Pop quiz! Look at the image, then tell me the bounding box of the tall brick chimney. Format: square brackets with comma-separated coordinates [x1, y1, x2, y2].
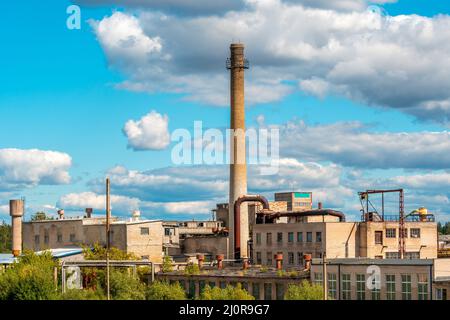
[227, 43, 249, 260]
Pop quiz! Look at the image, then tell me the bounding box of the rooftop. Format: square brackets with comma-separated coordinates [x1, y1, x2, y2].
[311, 258, 434, 266]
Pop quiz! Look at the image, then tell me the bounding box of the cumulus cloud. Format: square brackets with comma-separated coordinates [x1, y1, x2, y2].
[0, 149, 72, 190]
[89, 1, 450, 123]
[76, 0, 396, 14]
[123, 110, 170, 150]
[58, 191, 140, 212]
[387, 172, 450, 190]
[277, 120, 450, 169]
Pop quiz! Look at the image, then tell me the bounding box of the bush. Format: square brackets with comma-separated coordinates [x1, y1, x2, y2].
[200, 284, 254, 300]
[184, 263, 200, 275]
[146, 281, 187, 300]
[161, 256, 174, 273]
[61, 289, 105, 300]
[284, 281, 323, 300]
[109, 270, 146, 300]
[0, 250, 59, 300]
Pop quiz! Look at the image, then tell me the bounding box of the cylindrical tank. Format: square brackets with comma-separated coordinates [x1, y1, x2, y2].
[10, 199, 24, 257]
[418, 207, 428, 221]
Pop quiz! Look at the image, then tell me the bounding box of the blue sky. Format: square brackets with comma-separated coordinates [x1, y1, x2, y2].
[1, 0, 450, 222]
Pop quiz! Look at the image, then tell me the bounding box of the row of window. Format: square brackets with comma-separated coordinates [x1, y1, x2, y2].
[34, 233, 76, 245]
[313, 273, 429, 300]
[375, 228, 421, 244]
[255, 231, 322, 246]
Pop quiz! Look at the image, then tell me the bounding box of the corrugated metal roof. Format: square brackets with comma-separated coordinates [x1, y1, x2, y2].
[0, 248, 83, 264]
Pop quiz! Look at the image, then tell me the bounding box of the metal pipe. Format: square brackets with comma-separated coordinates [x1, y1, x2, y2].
[257, 209, 346, 222]
[234, 195, 270, 259]
[106, 178, 111, 300]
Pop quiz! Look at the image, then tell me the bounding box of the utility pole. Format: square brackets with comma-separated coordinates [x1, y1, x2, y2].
[323, 252, 327, 300]
[106, 178, 111, 301]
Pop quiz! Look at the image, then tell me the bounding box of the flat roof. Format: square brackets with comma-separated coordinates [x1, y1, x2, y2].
[311, 258, 434, 266]
[0, 248, 83, 264]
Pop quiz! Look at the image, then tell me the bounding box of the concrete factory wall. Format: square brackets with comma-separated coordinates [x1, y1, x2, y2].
[126, 221, 163, 262]
[183, 236, 228, 256]
[360, 221, 437, 259]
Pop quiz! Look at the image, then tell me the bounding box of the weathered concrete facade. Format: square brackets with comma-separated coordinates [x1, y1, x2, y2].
[22, 218, 164, 262]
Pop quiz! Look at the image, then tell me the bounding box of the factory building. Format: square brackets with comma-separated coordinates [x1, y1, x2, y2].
[21, 209, 164, 262]
[310, 257, 450, 300]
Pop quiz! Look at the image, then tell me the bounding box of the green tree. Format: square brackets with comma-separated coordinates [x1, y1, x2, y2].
[60, 289, 105, 300]
[82, 243, 140, 260]
[109, 270, 146, 300]
[31, 212, 52, 221]
[200, 284, 254, 300]
[0, 250, 59, 300]
[0, 221, 11, 253]
[184, 263, 200, 275]
[284, 281, 323, 300]
[161, 255, 174, 273]
[146, 281, 187, 300]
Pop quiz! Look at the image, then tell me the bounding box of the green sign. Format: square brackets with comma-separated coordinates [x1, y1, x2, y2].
[294, 192, 311, 199]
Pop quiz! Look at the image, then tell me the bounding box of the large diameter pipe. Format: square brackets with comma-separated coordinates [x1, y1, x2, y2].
[234, 195, 270, 259]
[10, 199, 24, 257]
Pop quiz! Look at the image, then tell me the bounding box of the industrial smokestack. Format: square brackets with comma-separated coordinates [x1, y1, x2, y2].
[227, 43, 249, 260]
[10, 199, 24, 257]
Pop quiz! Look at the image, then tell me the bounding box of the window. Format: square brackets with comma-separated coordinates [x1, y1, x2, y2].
[341, 274, 351, 300]
[328, 273, 337, 300]
[313, 272, 323, 286]
[405, 252, 420, 259]
[410, 228, 421, 238]
[417, 274, 428, 300]
[288, 252, 294, 265]
[264, 283, 272, 300]
[375, 231, 383, 245]
[297, 232, 303, 243]
[436, 288, 447, 301]
[188, 280, 196, 299]
[69, 233, 76, 242]
[57, 233, 63, 243]
[208, 281, 216, 288]
[288, 232, 294, 243]
[220, 281, 226, 289]
[306, 232, 312, 243]
[141, 255, 149, 260]
[164, 228, 173, 236]
[276, 283, 284, 300]
[256, 252, 262, 264]
[140, 227, 149, 235]
[277, 232, 283, 243]
[386, 228, 396, 238]
[34, 235, 40, 245]
[256, 233, 261, 245]
[297, 252, 303, 266]
[356, 274, 366, 300]
[266, 233, 272, 245]
[401, 274, 412, 300]
[44, 233, 49, 244]
[316, 232, 322, 243]
[386, 275, 396, 300]
[252, 283, 260, 300]
[386, 252, 399, 259]
[267, 252, 272, 266]
[371, 275, 381, 300]
[199, 280, 206, 293]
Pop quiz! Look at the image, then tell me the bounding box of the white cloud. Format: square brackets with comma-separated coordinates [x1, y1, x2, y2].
[58, 191, 140, 212]
[0, 148, 72, 190]
[90, 1, 450, 123]
[277, 120, 450, 169]
[143, 200, 215, 215]
[123, 110, 170, 150]
[387, 172, 450, 189]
